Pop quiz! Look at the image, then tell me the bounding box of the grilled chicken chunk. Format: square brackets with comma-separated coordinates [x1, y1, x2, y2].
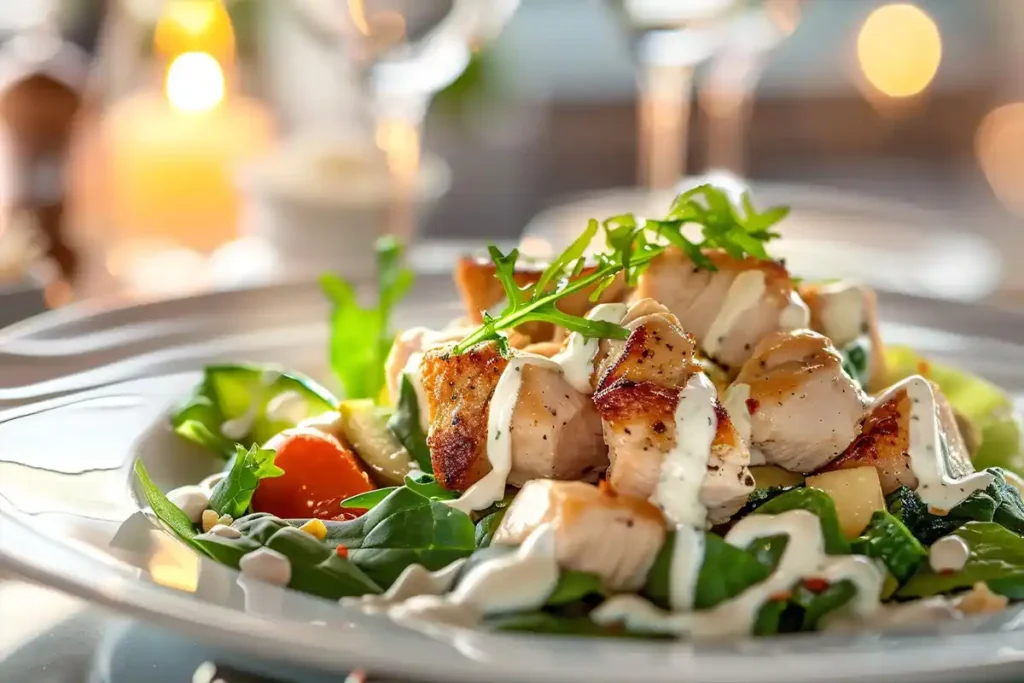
[593, 298, 753, 524]
[634, 248, 809, 372]
[420, 344, 608, 492]
[730, 330, 868, 473]
[493, 479, 666, 591]
[799, 280, 888, 391]
[821, 376, 974, 494]
[454, 256, 627, 343]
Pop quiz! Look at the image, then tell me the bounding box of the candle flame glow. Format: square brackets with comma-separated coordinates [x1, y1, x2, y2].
[166, 52, 225, 113]
[857, 3, 941, 99]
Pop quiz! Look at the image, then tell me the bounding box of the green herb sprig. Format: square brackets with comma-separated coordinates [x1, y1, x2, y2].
[452, 184, 788, 356]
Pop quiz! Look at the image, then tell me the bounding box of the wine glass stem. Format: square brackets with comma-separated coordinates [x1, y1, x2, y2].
[638, 62, 694, 190]
[703, 51, 768, 174]
[374, 96, 428, 243]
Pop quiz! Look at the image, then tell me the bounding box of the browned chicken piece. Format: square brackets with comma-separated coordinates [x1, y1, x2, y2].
[634, 247, 809, 373]
[593, 298, 753, 524]
[822, 376, 974, 494]
[420, 344, 608, 492]
[453, 256, 627, 343]
[493, 479, 666, 591]
[798, 280, 888, 391]
[385, 325, 529, 407]
[732, 330, 868, 473]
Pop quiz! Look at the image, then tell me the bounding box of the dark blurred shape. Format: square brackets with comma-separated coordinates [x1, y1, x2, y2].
[0, 26, 91, 282]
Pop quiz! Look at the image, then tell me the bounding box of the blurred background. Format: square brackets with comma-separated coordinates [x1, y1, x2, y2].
[1, 0, 1023, 328]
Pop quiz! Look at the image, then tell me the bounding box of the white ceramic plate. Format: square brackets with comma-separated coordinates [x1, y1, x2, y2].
[3, 277, 1024, 683]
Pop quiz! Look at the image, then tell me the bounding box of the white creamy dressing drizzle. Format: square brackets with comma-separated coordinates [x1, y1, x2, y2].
[878, 376, 994, 512]
[239, 547, 292, 586]
[929, 535, 970, 574]
[353, 525, 559, 627]
[167, 486, 210, 524]
[591, 509, 884, 638]
[447, 355, 564, 513]
[704, 270, 765, 358]
[552, 303, 629, 394]
[668, 526, 706, 612]
[779, 290, 811, 331]
[221, 368, 283, 440]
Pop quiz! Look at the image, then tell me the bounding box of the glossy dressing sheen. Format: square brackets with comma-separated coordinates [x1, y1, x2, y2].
[552, 303, 629, 394]
[591, 509, 884, 638]
[880, 376, 993, 512]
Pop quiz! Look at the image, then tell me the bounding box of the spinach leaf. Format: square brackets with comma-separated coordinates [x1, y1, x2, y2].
[322, 237, 414, 400]
[642, 531, 772, 610]
[791, 580, 857, 631]
[988, 468, 1024, 535]
[387, 375, 432, 472]
[851, 510, 926, 583]
[897, 521, 1024, 599]
[324, 486, 476, 587]
[840, 337, 871, 388]
[887, 485, 997, 545]
[753, 488, 850, 555]
[546, 571, 607, 607]
[194, 513, 382, 599]
[731, 484, 804, 521]
[338, 474, 455, 511]
[171, 364, 337, 456]
[133, 460, 208, 555]
[475, 505, 509, 549]
[208, 444, 283, 519]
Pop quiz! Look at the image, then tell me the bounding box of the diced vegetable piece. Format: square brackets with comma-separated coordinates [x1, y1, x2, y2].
[172, 364, 337, 456]
[337, 400, 415, 486]
[807, 467, 885, 539]
[750, 466, 805, 489]
[251, 427, 373, 520]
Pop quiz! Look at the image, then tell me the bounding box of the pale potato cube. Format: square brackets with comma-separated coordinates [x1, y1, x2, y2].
[806, 466, 885, 539]
[750, 465, 805, 489]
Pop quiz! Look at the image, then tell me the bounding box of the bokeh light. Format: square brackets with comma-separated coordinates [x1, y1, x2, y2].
[165, 52, 225, 113]
[857, 3, 942, 99]
[976, 103, 1024, 216]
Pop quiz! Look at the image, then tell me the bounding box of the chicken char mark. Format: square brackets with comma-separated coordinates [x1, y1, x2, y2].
[421, 342, 508, 491]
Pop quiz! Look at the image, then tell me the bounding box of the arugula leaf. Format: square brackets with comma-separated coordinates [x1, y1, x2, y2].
[897, 521, 1024, 599]
[194, 513, 382, 599]
[322, 237, 414, 399]
[642, 531, 772, 610]
[207, 444, 283, 519]
[386, 375, 432, 472]
[133, 460, 207, 554]
[851, 510, 926, 583]
[171, 364, 337, 457]
[324, 486, 476, 587]
[753, 488, 850, 555]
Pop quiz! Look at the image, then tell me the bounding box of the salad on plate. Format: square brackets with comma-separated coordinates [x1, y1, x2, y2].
[136, 184, 1024, 639]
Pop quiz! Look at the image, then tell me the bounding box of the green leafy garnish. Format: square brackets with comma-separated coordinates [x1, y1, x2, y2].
[387, 375, 432, 472]
[452, 184, 789, 355]
[207, 444, 283, 519]
[851, 510, 926, 583]
[194, 513, 382, 599]
[790, 580, 857, 631]
[897, 521, 1024, 599]
[753, 488, 850, 555]
[134, 460, 207, 554]
[171, 364, 336, 457]
[324, 486, 476, 588]
[322, 236, 414, 399]
[339, 474, 456, 510]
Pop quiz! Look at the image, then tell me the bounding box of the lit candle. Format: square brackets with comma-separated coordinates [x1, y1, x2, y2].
[105, 3, 274, 251]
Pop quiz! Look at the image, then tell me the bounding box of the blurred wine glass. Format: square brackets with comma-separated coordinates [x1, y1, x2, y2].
[700, 0, 802, 174]
[287, 0, 520, 239]
[611, 0, 739, 190]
